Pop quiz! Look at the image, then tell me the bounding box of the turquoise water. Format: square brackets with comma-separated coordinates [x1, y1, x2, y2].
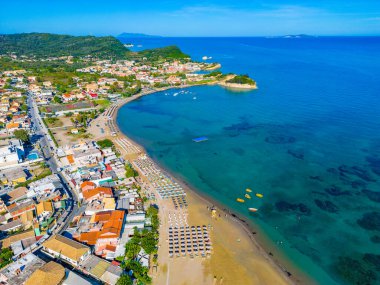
[117, 37, 380, 285]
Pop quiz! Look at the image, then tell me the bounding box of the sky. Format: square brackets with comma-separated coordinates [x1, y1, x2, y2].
[0, 0, 379, 36]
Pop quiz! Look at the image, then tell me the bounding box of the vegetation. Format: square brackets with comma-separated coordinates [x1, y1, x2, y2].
[15, 166, 52, 188]
[0, 248, 13, 269]
[125, 163, 138, 178]
[226, 74, 256, 86]
[0, 33, 129, 59]
[116, 274, 133, 285]
[48, 129, 58, 147]
[13, 129, 29, 143]
[203, 71, 222, 78]
[136, 46, 189, 61]
[97, 139, 114, 149]
[117, 205, 159, 284]
[45, 117, 63, 127]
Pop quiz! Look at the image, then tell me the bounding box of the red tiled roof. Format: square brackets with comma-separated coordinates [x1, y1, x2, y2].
[76, 210, 125, 245]
[82, 187, 112, 201]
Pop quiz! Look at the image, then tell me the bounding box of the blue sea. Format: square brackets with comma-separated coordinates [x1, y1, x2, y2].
[117, 37, 380, 285]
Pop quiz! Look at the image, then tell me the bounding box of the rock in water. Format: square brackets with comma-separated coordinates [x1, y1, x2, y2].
[314, 199, 339, 213]
[357, 212, 380, 231]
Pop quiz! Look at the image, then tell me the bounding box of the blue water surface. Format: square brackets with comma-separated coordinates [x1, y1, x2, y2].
[118, 37, 380, 285]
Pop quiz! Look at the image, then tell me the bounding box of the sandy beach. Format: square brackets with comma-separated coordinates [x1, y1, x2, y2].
[88, 87, 308, 285]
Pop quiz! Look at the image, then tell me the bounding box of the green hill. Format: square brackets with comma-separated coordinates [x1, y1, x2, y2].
[0, 33, 129, 59]
[136, 45, 189, 61]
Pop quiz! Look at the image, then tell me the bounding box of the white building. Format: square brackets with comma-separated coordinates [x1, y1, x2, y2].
[0, 139, 24, 165]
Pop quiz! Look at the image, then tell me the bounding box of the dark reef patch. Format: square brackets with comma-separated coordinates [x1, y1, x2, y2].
[363, 254, 380, 271]
[366, 155, 380, 176]
[230, 147, 245, 156]
[333, 256, 377, 285]
[314, 199, 338, 213]
[350, 180, 366, 189]
[370, 235, 380, 244]
[309, 175, 323, 182]
[325, 185, 351, 196]
[275, 201, 311, 216]
[287, 149, 304, 160]
[362, 189, 380, 203]
[224, 121, 254, 132]
[357, 212, 380, 231]
[265, 135, 296, 144]
[338, 165, 376, 182]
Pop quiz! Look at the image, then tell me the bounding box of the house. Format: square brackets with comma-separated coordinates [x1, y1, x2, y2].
[82, 187, 113, 202]
[43, 235, 91, 266]
[6, 199, 35, 223]
[87, 92, 98, 99]
[62, 93, 74, 102]
[1, 186, 28, 204]
[80, 181, 96, 192]
[0, 139, 24, 165]
[36, 200, 54, 221]
[0, 167, 27, 185]
[5, 122, 20, 134]
[75, 210, 125, 247]
[25, 261, 65, 285]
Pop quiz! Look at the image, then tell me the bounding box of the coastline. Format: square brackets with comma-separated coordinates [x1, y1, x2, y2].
[102, 86, 314, 284]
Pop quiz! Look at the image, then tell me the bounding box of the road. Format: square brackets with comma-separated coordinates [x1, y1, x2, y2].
[27, 94, 79, 234]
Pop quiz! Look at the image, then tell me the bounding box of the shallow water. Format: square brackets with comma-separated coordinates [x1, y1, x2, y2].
[118, 37, 380, 285]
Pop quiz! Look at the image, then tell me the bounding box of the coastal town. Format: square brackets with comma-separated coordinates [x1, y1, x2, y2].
[0, 34, 291, 285]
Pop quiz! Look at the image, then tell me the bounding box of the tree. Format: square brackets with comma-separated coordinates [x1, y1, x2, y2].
[14, 129, 29, 143]
[0, 248, 13, 269]
[53, 96, 62, 104]
[125, 163, 138, 178]
[97, 139, 114, 149]
[116, 274, 133, 285]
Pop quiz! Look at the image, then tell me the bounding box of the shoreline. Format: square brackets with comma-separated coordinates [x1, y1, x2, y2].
[108, 86, 313, 284]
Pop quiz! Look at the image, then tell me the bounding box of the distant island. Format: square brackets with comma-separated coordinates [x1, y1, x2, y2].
[281, 34, 316, 38]
[117, 32, 161, 38]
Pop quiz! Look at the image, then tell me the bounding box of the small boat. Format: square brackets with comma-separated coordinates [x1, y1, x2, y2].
[246, 188, 252, 193]
[256, 193, 263, 198]
[249, 208, 258, 212]
[192, 137, 208, 143]
[245, 194, 251, 199]
[236, 198, 245, 203]
[193, 97, 197, 100]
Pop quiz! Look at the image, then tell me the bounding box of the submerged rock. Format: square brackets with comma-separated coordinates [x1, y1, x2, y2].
[314, 199, 339, 213]
[265, 135, 296, 144]
[287, 149, 304, 160]
[309, 175, 323, 182]
[351, 180, 367, 189]
[333, 256, 377, 285]
[338, 165, 376, 182]
[275, 201, 311, 215]
[325, 185, 351, 196]
[224, 121, 254, 131]
[366, 155, 380, 176]
[357, 212, 380, 231]
[370, 235, 380, 244]
[363, 253, 380, 271]
[362, 189, 380, 203]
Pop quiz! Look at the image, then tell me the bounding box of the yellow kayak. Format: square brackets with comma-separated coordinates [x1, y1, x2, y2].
[256, 193, 263, 198]
[245, 194, 251, 199]
[236, 198, 245, 203]
[246, 188, 252, 193]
